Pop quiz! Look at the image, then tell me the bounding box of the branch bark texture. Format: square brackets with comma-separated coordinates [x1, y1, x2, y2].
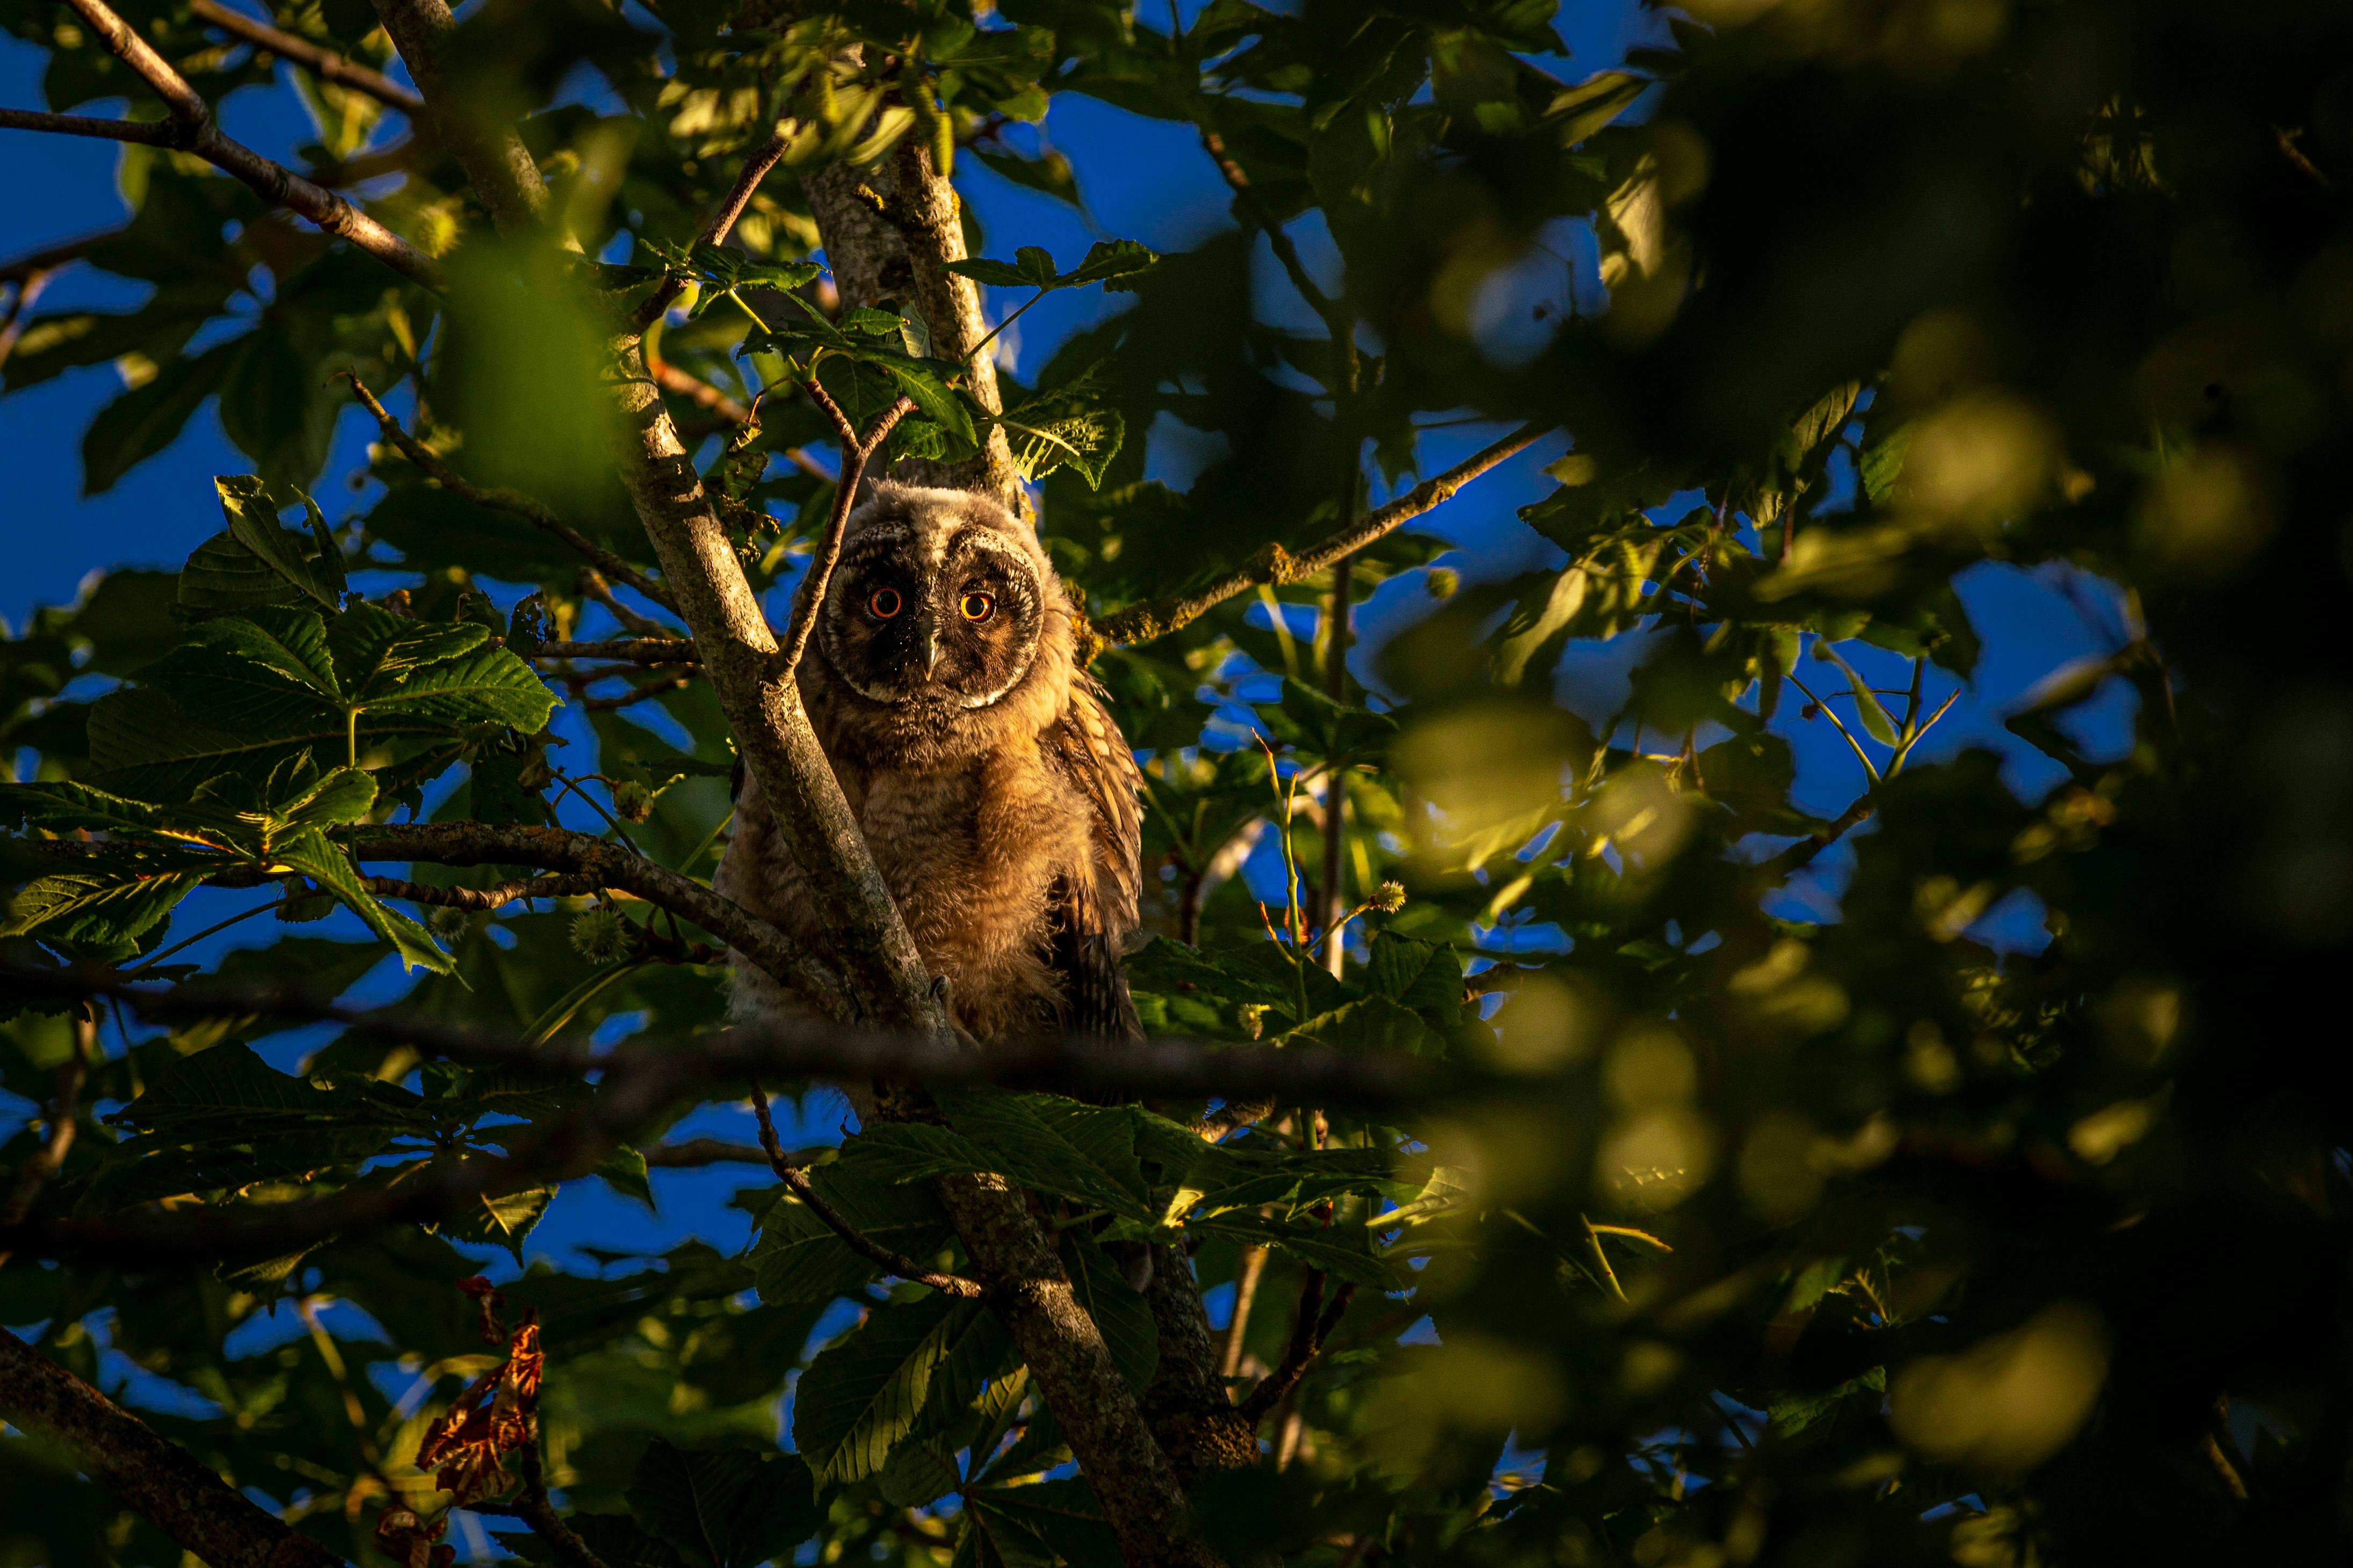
[0, 1329, 346, 1568]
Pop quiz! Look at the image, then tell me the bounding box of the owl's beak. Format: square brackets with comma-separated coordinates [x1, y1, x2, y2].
[917, 622, 941, 680]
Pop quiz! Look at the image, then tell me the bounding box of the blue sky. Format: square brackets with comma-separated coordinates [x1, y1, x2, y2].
[0, 3, 2141, 1283]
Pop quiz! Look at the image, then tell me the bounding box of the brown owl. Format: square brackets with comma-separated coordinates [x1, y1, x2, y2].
[715, 481, 1143, 1046]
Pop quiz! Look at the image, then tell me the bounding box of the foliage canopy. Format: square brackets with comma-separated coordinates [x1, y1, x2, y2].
[3, 0, 2352, 1565]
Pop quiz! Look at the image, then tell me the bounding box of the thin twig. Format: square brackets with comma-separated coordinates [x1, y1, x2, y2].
[631, 120, 800, 332]
[1093, 421, 1552, 648]
[647, 353, 755, 424]
[779, 386, 916, 679]
[1236, 1273, 1355, 1423]
[584, 674, 693, 712]
[641, 1137, 820, 1169]
[0, 1017, 91, 1266]
[343, 373, 678, 613]
[187, 0, 424, 112]
[0, 267, 54, 372]
[748, 1081, 985, 1298]
[575, 568, 679, 638]
[1198, 128, 1350, 345]
[512, 1411, 612, 1568]
[525, 638, 698, 665]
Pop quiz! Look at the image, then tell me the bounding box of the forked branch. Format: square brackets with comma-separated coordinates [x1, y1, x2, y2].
[781, 384, 917, 678]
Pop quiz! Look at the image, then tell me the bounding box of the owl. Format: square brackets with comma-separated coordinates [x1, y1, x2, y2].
[715, 481, 1143, 1046]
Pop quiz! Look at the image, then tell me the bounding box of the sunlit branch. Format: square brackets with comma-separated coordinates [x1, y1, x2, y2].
[11, 0, 440, 287]
[524, 638, 699, 665]
[1092, 420, 1553, 649]
[782, 386, 917, 679]
[631, 119, 800, 333]
[188, 0, 424, 113]
[647, 353, 755, 425]
[343, 373, 679, 614]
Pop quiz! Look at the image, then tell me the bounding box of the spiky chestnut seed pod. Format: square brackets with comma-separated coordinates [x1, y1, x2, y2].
[570, 906, 632, 964]
[429, 904, 470, 938]
[1425, 567, 1460, 600]
[1370, 880, 1408, 914]
[613, 780, 654, 823]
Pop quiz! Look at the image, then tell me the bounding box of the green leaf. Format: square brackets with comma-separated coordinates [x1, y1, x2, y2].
[430, 1182, 553, 1259]
[272, 826, 454, 974]
[626, 1440, 820, 1568]
[327, 601, 489, 694]
[964, 1479, 1121, 1568]
[932, 1090, 1152, 1218]
[1287, 994, 1441, 1055]
[792, 1295, 974, 1487]
[0, 860, 208, 959]
[1061, 1232, 1157, 1392]
[212, 476, 347, 612]
[1193, 1211, 1408, 1291]
[1811, 641, 1898, 745]
[350, 644, 560, 734]
[749, 1162, 958, 1303]
[1061, 238, 1159, 291]
[82, 341, 240, 496]
[596, 1144, 655, 1210]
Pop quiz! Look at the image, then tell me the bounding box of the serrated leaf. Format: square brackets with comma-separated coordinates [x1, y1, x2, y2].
[749, 1161, 957, 1303]
[1193, 1211, 1408, 1290]
[626, 1441, 820, 1568]
[933, 1090, 1151, 1218]
[792, 1294, 971, 1487]
[272, 826, 453, 974]
[0, 861, 207, 958]
[432, 1183, 552, 1259]
[1062, 238, 1159, 291]
[1061, 1232, 1157, 1392]
[212, 475, 346, 611]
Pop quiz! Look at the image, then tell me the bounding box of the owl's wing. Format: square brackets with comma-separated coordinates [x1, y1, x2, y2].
[1046, 672, 1145, 1041]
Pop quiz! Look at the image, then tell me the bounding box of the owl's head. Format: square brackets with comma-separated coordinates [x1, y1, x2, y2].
[809, 482, 1074, 761]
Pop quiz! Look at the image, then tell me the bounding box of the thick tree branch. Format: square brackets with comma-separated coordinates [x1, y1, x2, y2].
[0, 1328, 346, 1568]
[749, 1081, 984, 1298]
[344, 374, 678, 613]
[1092, 420, 1554, 647]
[189, 0, 425, 113]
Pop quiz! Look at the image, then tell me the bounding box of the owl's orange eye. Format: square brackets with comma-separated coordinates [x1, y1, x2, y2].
[868, 586, 902, 619]
[960, 592, 996, 623]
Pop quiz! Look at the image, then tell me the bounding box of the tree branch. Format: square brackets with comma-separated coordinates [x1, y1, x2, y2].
[0, 106, 178, 144]
[1236, 1273, 1355, 1423]
[524, 638, 698, 665]
[340, 821, 843, 1016]
[1092, 420, 1554, 648]
[0, 968, 1429, 1271]
[781, 387, 915, 679]
[631, 120, 799, 332]
[584, 674, 693, 712]
[0, 1015, 89, 1267]
[749, 1081, 984, 1298]
[0, 1327, 346, 1568]
[0, 226, 119, 284]
[648, 353, 754, 425]
[641, 1136, 818, 1168]
[33, 0, 440, 287]
[344, 374, 679, 614]
[365, 0, 548, 237]
[1198, 127, 1351, 347]
[188, 0, 425, 113]
[363, 872, 603, 910]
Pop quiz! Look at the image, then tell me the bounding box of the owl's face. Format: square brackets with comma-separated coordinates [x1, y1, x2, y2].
[812, 484, 1067, 756]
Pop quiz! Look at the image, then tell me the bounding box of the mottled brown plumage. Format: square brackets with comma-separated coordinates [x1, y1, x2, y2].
[716, 482, 1143, 1045]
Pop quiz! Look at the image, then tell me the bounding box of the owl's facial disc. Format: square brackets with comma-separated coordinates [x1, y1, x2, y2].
[819, 524, 1046, 711]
